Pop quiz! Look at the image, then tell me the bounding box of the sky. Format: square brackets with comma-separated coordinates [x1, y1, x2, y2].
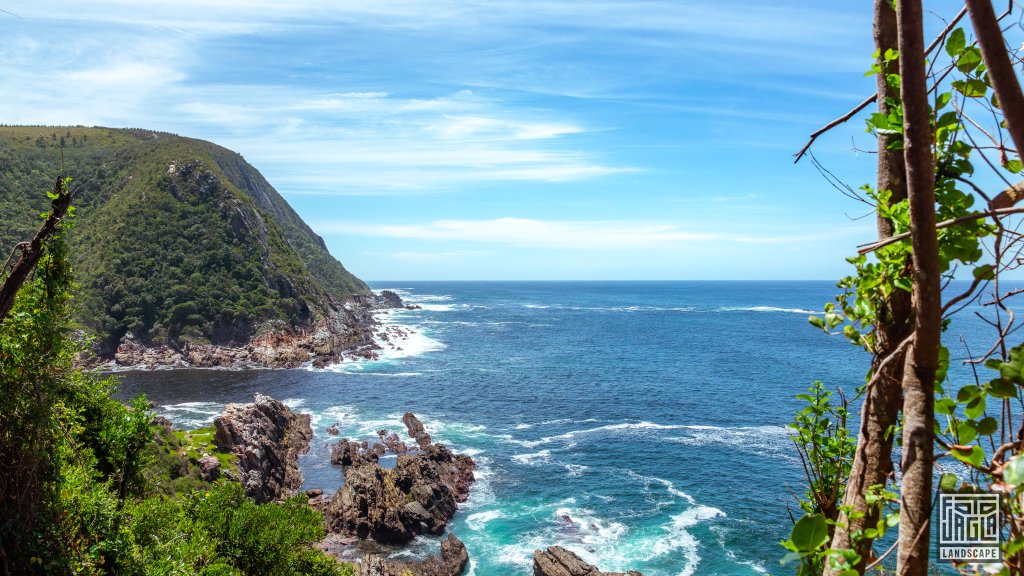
[0, 0, 998, 280]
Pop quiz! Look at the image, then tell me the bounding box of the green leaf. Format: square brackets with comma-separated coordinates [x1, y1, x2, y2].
[956, 46, 983, 73]
[809, 315, 826, 329]
[987, 378, 1016, 399]
[940, 472, 959, 492]
[1005, 455, 1024, 486]
[790, 514, 829, 552]
[973, 264, 996, 280]
[957, 421, 978, 444]
[965, 395, 986, 419]
[951, 445, 985, 468]
[1005, 159, 1023, 174]
[936, 397, 957, 415]
[977, 417, 999, 436]
[953, 78, 988, 98]
[946, 28, 966, 57]
[935, 92, 952, 110]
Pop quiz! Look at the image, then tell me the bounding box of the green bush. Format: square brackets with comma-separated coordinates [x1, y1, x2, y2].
[0, 191, 351, 575]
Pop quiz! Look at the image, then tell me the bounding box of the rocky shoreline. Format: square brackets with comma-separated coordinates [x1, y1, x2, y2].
[156, 387, 642, 575]
[86, 290, 418, 370]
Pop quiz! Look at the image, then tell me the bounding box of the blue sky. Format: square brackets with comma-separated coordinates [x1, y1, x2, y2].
[1, 0, 984, 280]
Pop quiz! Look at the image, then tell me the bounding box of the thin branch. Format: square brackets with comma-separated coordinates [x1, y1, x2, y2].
[794, 7, 968, 163]
[858, 206, 1024, 254]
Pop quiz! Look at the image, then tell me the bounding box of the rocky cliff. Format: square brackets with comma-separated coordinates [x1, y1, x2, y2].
[212, 393, 312, 503]
[0, 126, 373, 365]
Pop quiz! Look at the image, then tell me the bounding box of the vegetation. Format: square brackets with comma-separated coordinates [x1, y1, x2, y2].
[787, 1, 1024, 574]
[0, 187, 352, 575]
[0, 127, 368, 355]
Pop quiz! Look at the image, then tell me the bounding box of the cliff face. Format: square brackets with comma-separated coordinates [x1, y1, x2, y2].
[0, 126, 370, 357]
[212, 394, 313, 503]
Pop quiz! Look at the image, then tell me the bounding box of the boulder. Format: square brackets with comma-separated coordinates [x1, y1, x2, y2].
[358, 534, 469, 576]
[212, 393, 313, 503]
[197, 454, 221, 481]
[376, 290, 406, 309]
[403, 412, 433, 449]
[323, 414, 475, 544]
[533, 547, 643, 576]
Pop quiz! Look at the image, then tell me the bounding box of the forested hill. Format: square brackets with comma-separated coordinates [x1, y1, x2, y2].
[0, 126, 370, 355]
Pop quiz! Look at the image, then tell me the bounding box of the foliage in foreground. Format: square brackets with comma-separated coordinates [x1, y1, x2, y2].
[0, 194, 350, 575]
[785, 12, 1024, 576]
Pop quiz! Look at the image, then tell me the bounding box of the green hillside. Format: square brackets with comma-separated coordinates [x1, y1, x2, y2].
[0, 126, 370, 355]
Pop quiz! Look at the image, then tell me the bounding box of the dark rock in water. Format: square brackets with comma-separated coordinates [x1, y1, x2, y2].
[322, 415, 476, 545]
[306, 488, 324, 498]
[403, 412, 433, 449]
[326, 423, 341, 435]
[384, 432, 408, 454]
[332, 439, 377, 467]
[376, 290, 406, 309]
[197, 454, 221, 481]
[212, 393, 312, 503]
[533, 546, 643, 576]
[358, 534, 469, 576]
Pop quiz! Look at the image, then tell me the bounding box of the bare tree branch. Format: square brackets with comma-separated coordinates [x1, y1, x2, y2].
[0, 178, 73, 325]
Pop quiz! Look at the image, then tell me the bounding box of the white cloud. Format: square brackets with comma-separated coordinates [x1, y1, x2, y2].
[315, 218, 718, 249]
[314, 218, 873, 250]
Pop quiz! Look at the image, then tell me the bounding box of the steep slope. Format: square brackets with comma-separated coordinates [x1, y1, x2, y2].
[0, 126, 372, 358]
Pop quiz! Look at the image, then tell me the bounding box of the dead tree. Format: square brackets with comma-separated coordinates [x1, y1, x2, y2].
[0, 177, 73, 325]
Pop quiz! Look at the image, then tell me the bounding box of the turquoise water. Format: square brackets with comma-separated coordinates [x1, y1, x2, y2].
[115, 281, 1000, 575]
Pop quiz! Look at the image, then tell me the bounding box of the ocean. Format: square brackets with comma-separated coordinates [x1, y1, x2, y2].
[114, 281, 1000, 575]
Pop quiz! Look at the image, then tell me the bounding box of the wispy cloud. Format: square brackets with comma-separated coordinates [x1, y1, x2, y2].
[313, 217, 870, 250]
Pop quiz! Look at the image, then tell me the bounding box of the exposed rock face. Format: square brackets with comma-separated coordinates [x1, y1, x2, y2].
[107, 305, 381, 370]
[357, 534, 469, 576]
[322, 413, 476, 545]
[376, 290, 406, 309]
[403, 412, 433, 450]
[100, 288, 414, 370]
[212, 393, 313, 503]
[197, 454, 221, 481]
[533, 547, 643, 576]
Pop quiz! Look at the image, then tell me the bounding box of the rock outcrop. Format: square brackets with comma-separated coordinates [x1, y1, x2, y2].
[357, 534, 469, 576]
[322, 413, 475, 545]
[533, 547, 643, 576]
[403, 412, 433, 450]
[99, 290, 408, 370]
[213, 393, 313, 503]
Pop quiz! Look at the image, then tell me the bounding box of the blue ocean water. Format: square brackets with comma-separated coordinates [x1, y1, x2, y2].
[115, 281, 1003, 575]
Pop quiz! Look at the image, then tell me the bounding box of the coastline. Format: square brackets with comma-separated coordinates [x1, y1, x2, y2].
[84, 290, 419, 371]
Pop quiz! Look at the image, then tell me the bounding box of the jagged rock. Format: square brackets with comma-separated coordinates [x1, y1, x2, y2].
[326, 423, 341, 435]
[376, 290, 405, 309]
[331, 439, 377, 467]
[403, 412, 432, 449]
[212, 393, 313, 503]
[358, 534, 469, 576]
[197, 454, 221, 481]
[323, 415, 475, 544]
[306, 488, 324, 498]
[533, 546, 643, 576]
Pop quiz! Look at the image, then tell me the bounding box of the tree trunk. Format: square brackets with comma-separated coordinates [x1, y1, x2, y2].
[0, 178, 72, 325]
[967, 0, 1024, 210]
[825, 2, 913, 573]
[896, 0, 941, 573]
